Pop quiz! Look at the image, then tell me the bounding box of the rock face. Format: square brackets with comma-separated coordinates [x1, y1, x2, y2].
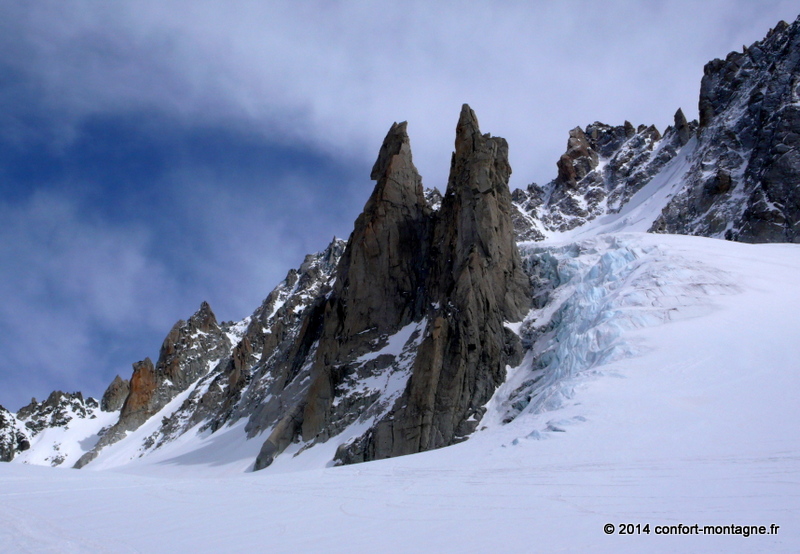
[512, 113, 693, 237]
[118, 358, 158, 427]
[652, 18, 800, 242]
[0, 405, 29, 462]
[331, 121, 430, 339]
[299, 121, 430, 442]
[100, 375, 130, 412]
[334, 105, 530, 463]
[74, 302, 231, 468]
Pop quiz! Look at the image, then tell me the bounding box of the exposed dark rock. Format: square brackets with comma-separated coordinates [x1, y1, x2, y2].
[511, 17, 798, 244]
[556, 127, 599, 189]
[653, 17, 800, 242]
[321, 121, 429, 340]
[429, 104, 531, 322]
[510, 184, 546, 241]
[514, 115, 693, 235]
[3, 392, 99, 463]
[424, 187, 443, 211]
[253, 402, 305, 471]
[17, 391, 98, 436]
[0, 405, 30, 462]
[673, 108, 693, 146]
[118, 358, 158, 427]
[334, 104, 531, 464]
[74, 301, 231, 468]
[299, 119, 430, 443]
[100, 375, 130, 412]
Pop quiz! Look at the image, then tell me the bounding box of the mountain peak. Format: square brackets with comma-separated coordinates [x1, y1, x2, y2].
[188, 301, 218, 333]
[454, 103, 482, 155]
[673, 107, 692, 146]
[457, 103, 479, 131]
[370, 121, 411, 180]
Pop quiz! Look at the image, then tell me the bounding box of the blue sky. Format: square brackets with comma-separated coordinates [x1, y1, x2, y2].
[1, 1, 798, 410]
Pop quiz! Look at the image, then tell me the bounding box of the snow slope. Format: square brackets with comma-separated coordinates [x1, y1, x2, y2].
[554, 137, 698, 241]
[13, 408, 118, 469]
[1, 232, 798, 552]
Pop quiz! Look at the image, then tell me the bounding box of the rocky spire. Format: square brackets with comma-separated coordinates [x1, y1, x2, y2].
[673, 107, 692, 146]
[431, 104, 530, 321]
[335, 104, 531, 463]
[100, 375, 130, 412]
[301, 120, 430, 438]
[327, 121, 429, 340]
[118, 358, 157, 422]
[254, 121, 431, 469]
[187, 301, 218, 333]
[555, 126, 599, 189]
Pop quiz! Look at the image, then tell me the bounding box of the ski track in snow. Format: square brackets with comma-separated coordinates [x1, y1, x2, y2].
[2, 233, 800, 552]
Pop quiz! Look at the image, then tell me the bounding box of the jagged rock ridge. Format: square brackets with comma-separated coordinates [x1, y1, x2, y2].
[74, 301, 232, 467]
[512, 16, 800, 244]
[100, 375, 129, 412]
[652, 18, 800, 242]
[511, 111, 695, 239]
[2, 392, 101, 466]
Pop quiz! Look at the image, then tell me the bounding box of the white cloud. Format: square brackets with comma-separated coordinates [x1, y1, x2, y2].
[0, 192, 183, 407]
[5, 1, 799, 187]
[160, 165, 363, 320]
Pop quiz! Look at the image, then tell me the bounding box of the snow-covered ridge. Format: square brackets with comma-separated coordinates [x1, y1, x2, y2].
[511, 116, 693, 241]
[6, 392, 115, 468]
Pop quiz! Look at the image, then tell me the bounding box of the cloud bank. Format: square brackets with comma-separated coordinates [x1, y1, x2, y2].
[6, 0, 798, 184]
